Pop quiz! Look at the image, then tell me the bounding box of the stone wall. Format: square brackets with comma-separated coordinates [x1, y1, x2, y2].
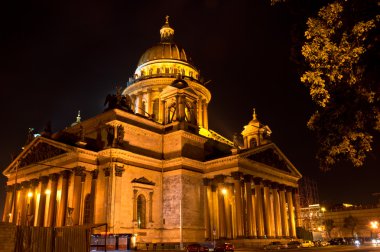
[162, 171, 205, 242]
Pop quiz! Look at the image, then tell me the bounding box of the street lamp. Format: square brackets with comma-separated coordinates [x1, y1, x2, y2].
[221, 187, 228, 195]
[370, 221, 378, 239]
[26, 191, 33, 226]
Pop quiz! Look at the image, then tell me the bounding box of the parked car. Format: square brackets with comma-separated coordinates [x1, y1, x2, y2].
[313, 240, 329, 247]
[287, 241, 301, 248]
[329, 238, 346, 245]
[301, 240, 314, 248]
[187, 243, 209, 252]
[263, 242, 288, 250]
[214, 242, 234, 252]
[320, 240, 330, 246]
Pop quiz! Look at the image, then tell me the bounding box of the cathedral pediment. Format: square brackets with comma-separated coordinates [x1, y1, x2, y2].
[3, 137, 74, 175]
[18, 142, 67, 168]
[131, 177, 156, 185]
[240, 143, 301, 177]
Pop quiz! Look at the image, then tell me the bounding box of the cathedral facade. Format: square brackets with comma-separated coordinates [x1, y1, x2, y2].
[2, 17, 302, 246]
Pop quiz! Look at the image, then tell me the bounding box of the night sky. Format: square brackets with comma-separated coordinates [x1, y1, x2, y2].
[0, 0, 379, 217]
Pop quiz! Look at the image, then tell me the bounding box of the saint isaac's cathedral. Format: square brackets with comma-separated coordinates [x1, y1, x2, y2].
[2, 17, 302, 246]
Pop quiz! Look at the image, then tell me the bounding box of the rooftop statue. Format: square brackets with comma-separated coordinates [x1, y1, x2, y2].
[104, 86, 132, 112]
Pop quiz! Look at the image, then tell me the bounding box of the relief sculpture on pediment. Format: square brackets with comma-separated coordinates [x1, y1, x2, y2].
[247, 148, 290, 173]
[19, 142, 67, 168]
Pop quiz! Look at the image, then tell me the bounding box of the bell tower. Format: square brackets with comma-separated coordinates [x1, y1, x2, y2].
[241, 109, 272, 149]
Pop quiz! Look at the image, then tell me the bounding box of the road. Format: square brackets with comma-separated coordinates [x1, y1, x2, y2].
[236, 245, 380, 252]
[102, 245, 380, 252]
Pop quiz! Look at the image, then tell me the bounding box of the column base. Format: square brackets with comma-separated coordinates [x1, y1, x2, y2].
[257, 236, 266, 239]
[267, 236, 275, 239]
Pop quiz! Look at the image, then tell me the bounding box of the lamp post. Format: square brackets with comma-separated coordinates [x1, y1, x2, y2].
[26, 191, 33, 226]
[320, 206, 326, 239]
[370, 221, 378, 239]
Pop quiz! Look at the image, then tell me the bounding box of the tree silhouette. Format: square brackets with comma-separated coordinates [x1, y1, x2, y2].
[301, 0, 379, 170]
[324, 219, 335, 238]
[344, 215, 358, 237]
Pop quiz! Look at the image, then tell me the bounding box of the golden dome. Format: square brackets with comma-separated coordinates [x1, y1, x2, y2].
[137, 43, 188, 66]
[249, 108, 260, 126]
[136, 16, 194, 68]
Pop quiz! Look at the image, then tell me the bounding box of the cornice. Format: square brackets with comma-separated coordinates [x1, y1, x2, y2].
[164, 130, 207, 143]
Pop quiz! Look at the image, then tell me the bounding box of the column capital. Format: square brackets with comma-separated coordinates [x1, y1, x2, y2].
[81, 173, 87, 182]
[49, 173, 59, 182]
[253, 177, 263, 185]
[203, 178, 213, 186]
[39, 176, 49, 184]
[74, 166, 85, 176]
[211, 184, 218, 192]
[114, 165, 125, 177]
[231, 171, 243, 180]
[13, 183, 21, 191]
[6, 185, 14, 192]
[103, 167, 111, 177]
[262, 180, 272, 187]
[60, 170, 71, 179]
[243, 174, 253, 182]
[214, 174, 226, 183]
[286, 186, 296, 193]
[21, 180, 31, 189]
[271, 182, 280, 189]
[278, 184, 286, 191]
[31, 178, 40, 187]
[91, 169, 99, 179]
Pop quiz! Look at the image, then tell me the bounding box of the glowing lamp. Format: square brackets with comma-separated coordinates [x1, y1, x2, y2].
[221, 188, 228, 195]
[370, 221, 379, 229]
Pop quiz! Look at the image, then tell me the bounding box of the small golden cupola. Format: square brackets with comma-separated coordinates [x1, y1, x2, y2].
[160, 15, 174, 42]
[241, 108, 272, 149]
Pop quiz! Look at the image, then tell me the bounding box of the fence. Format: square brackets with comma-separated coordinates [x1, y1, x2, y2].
[0, 223, 99, 252]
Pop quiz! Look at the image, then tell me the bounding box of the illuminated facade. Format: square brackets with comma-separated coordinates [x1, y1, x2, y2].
[2, 17, 302, 246]
[323, 205, 380, 238]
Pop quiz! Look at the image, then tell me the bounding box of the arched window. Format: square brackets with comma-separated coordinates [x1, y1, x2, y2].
[83, 194, 91, 224]
[137, 194, 146, 229]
